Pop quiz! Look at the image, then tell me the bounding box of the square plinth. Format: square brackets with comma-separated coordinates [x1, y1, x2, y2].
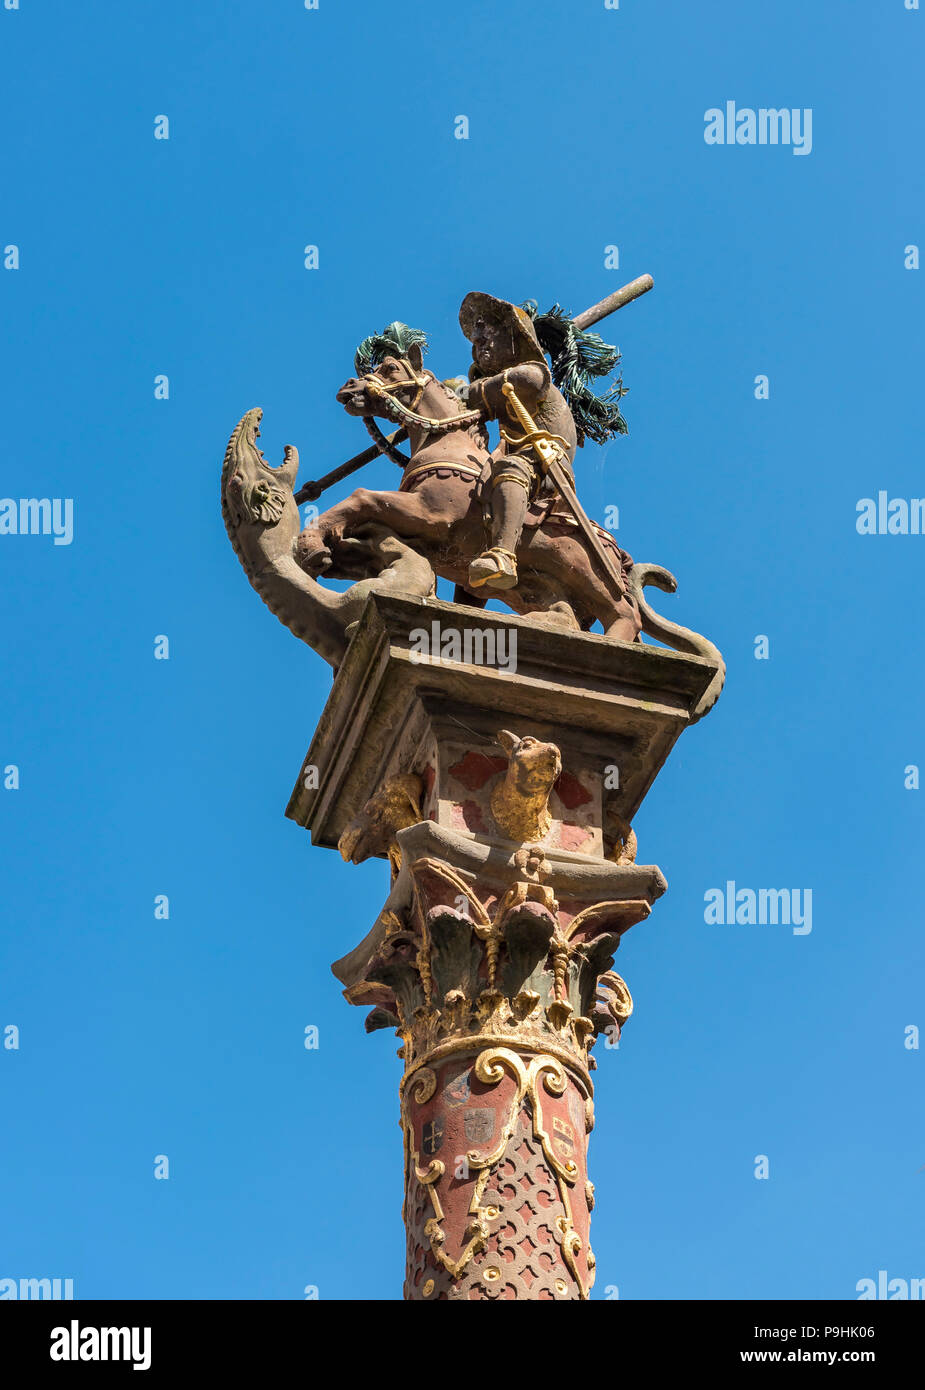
[286, 593, 717, 856]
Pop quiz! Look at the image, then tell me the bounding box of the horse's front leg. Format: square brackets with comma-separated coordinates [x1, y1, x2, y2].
[342, 486, 452, 540]
[295, 488, 372, 571]
[317, 484, 448, 544]
[296, 486, 435, 574]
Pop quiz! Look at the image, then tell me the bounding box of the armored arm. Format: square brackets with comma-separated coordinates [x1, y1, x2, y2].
[470, 362, 550, 419]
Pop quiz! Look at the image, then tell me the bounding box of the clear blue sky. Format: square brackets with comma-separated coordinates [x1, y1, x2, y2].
[1, 0, 922, 1300]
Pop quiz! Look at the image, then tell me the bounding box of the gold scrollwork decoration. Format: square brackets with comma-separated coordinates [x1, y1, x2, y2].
[468, 1047, 529, 1169]
[413, 1158, 445, 1185]
[526, 1056, 579, 1184]
[411, 1067, 437, 1106]
[420, 1168, 493, 1282]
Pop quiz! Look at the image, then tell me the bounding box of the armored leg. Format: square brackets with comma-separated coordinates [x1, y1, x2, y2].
[469, 460, 533, 590]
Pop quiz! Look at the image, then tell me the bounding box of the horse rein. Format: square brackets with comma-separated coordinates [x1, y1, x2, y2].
[362, 358, 483, 436]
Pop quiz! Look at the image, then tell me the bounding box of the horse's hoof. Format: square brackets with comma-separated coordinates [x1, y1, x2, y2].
[299, 544, 333, 574]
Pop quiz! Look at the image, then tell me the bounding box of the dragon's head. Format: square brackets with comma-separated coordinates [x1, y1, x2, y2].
[222, 408, 299, 527]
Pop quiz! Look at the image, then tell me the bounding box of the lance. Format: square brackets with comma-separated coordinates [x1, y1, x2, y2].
[294, 429, 407, 504]
[571, 273, 653, 330]
[293, 274, 653, 506]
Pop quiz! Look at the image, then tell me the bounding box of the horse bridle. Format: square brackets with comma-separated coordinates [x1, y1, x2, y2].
[363, 358, 430, 414]
[361, 358, 483, 436]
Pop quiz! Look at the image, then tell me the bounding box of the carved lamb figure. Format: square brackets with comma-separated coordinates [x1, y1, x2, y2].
[489, 730, 562, 844]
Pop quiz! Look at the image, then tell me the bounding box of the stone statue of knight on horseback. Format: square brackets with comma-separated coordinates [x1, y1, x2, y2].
[295, 284, 645, 641]
[220, 275, 725, 720]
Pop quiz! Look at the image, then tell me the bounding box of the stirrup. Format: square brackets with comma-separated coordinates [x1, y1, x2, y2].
[468, 547, 519, 590]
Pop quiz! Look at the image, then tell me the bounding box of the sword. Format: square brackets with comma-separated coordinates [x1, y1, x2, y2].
[295, 275, 653, 503]
[499, 381, 629, 602]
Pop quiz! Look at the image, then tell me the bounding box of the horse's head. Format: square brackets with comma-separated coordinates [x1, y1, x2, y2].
[336, 343, 428, 418]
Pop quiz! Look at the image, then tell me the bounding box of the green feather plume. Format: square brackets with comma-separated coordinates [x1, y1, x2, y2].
[354, 322, 428, 377]
[521, 301, 628, 445]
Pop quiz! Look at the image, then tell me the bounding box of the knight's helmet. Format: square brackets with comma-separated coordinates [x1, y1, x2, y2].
[459, 292, 547, 379]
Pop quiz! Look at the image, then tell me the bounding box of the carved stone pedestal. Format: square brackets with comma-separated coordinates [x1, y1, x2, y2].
[286, 594, 719, 1300]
